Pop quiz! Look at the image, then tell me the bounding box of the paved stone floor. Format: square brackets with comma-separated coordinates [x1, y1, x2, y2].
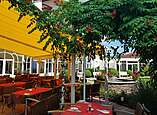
[113, 102, 135, 115]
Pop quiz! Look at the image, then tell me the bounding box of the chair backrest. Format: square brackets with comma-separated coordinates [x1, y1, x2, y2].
[142, 104, 151, 115]
[50, 79, 57, 87]
[28, 101, 47, 115]
[135, 102, 144, 115]
[42, 93, 60, 111]
[3, 86, 16, 94]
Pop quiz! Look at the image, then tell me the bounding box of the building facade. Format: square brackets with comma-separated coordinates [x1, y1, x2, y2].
[88, 52, 140, 77]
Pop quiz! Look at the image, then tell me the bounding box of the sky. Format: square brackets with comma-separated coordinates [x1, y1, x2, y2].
[101, 40, 124, 53]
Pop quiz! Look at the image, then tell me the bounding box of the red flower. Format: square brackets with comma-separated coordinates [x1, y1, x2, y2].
[112, 9, 117, 18]
[86, 26, 93, 33]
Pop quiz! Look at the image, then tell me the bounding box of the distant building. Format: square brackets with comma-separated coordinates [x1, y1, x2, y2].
[116, 52, 140, 77]
[85, 52, 140, 77]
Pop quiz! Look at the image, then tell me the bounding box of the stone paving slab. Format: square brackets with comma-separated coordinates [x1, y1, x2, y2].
[113, 102, 135, 115]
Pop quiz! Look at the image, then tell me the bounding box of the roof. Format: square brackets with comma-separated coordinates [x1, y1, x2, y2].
[121, 52, 138, 58]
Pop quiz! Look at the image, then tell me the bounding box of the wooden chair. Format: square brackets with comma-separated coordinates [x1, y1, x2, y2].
[142, 104, 151, 115]
[13, 98, 47, 115]
[28, 93, 60, 115]
[1, 86, 16, 112]
[135, 102, 144, 115]
[43, 93, 60, 111]
[113, 102, 143, 115]
[27, 99, 47, 115]
[50, 79, 57, 87]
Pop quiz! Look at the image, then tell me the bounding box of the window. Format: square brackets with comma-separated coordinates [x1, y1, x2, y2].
[0, 53, 4, 59]
[133, 64, 138, 71]
[39, 61, 44, 73]
[17, 56, 23, 73]
[49, 61, 52, 72]
[32, 61, 37, 73]
[0, 61, 3, 74]
[128, 65, 132, 71]
[120, 61, 126, 71]
[128, 61, 138, 63]
[5, 61, 12, 74]
[23, 57, 31, 73]
[46, 59, 52, 73]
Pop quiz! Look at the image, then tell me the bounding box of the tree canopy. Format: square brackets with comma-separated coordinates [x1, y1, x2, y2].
[6, 0, 109, 60]
[3, 0, 157, 71]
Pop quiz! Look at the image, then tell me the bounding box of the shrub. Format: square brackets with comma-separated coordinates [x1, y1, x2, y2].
[143, 65, 150, 76]
[132, 71, 140, 80]
[111, 80, 157, 114]
[132, 80, 157, 115]
[140, 71, 145, 76]
[85, 69, 92, 77]
[86, 68, 94, 77]
[140, 65, 151, 76]
[97, 69, 106, 72]
[127, 70, 140, 80]
[127, 70, 132, 76]
[108, 68, 118, 77]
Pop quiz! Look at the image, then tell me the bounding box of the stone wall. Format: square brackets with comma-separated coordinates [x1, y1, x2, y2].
[108, 83, 136, 94]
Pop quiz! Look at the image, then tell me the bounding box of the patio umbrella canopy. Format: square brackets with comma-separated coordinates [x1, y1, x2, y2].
[0, 1, 52, 59]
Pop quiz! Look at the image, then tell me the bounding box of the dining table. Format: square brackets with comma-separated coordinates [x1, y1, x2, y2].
[62, 101, 112, 115]
[12, 87, 51, 96]
[0, 81, 26, 88]
[0, 78, 6, 84]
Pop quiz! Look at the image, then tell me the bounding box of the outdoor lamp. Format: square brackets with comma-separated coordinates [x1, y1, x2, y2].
[120, 96, 124, 102]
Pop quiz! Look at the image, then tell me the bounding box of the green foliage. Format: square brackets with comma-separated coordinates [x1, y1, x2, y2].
[106, 89, 118, 99]
[108, 0, 157, 80]
[6, 0, 157, 82]
[96, 69, 106, 72]
[132, 71, 140, 80]
[109, 90, 130, 106]
[127, 70, 132, 76]
[64, 69, 69, 82]
[111, 80, 157, 114]
[7, 0, 106, 59]
[132, 80, 157, 115]
[140, 71, 145, 76]
[143, 65, 150, 76]
[85, 69, 92, 77]
[138, 76, 150, 82]
[86, 68, 94, 76]
[108, 68, 118, 77]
